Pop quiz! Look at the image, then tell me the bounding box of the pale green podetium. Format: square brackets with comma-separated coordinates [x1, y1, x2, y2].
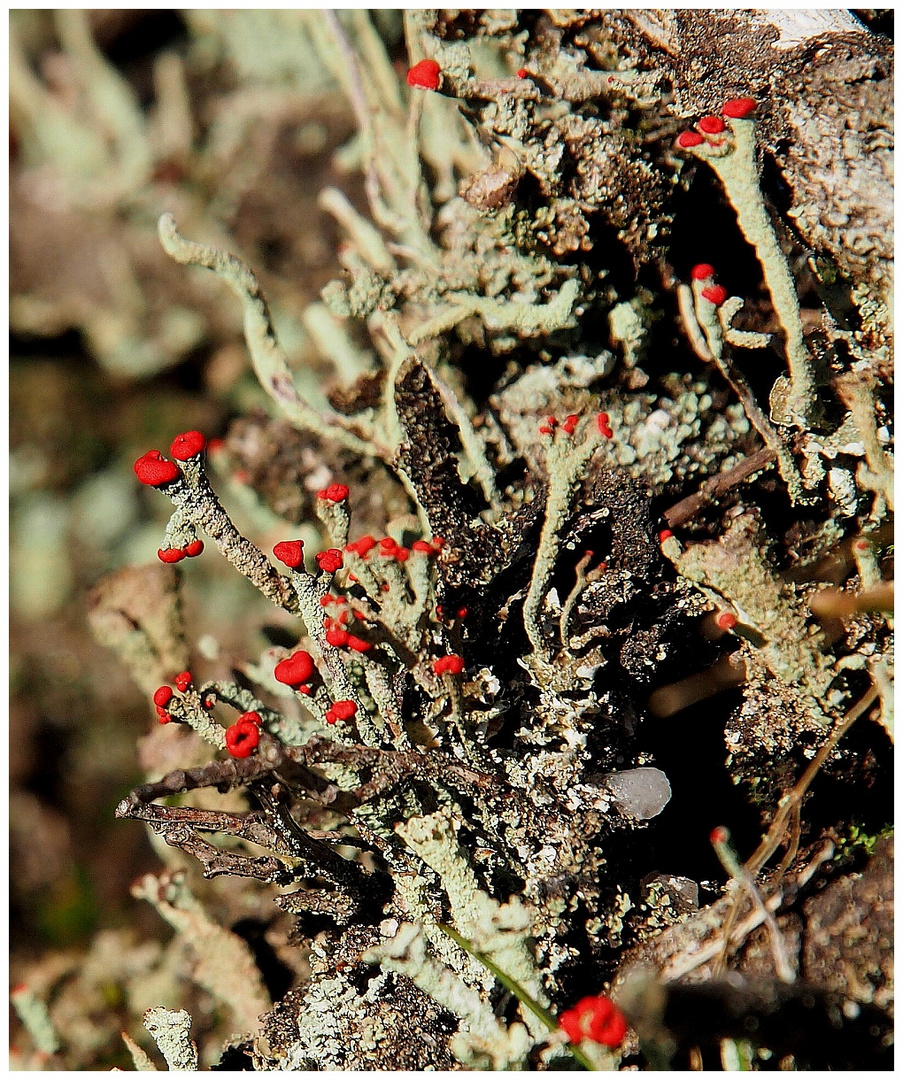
[687, 117, 820, 429]
[523, 417, 604, 668]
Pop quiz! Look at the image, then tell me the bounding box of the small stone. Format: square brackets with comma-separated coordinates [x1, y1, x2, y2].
[604, 767, 672, 820]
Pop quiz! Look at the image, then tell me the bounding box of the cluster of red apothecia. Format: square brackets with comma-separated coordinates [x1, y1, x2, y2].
[675, 96, 757, 149]
[157, 539, 204, 563]
[690, 262, 729, 307]
[153, 670, 262, 756]
[342, 533, 444, 563]
[135, 432, 694, 761]
[538, 411, 614, 439]
[134, 431, 207, 563]
[558, 993, 629, 1048]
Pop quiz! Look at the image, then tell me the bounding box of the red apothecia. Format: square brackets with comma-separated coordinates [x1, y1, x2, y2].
[325, 700, 357, 724]
[346, 535, 376, 557]
[170, 430, 206, 460]
[134, 450, 180, 487]
[274, 540, 304, 568]
[316, 549, 344, 573]
[153, 686, 173, 709]
[698, 115, 726, 135]
[596, 412, 614, 439]
[701, 284, 728, 306]
[558, 994, 628, 1048]
[274, 651, 315, 687]
[318, 483, 350, 502]
[722, 97, 756, 118]
[225, 718, 259, 758]
[406, 59, 441, 91]
[433, 654, 464, 675]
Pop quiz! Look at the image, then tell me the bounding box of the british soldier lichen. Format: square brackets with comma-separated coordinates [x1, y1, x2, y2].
[48, 9, 891, 1072]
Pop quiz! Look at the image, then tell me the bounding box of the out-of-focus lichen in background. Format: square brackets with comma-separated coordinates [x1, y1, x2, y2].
[9, 9, 893, 1071]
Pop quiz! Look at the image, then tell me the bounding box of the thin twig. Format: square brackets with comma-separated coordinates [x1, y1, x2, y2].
[746, 683, 878, 876]
[663, 448, 777, 528]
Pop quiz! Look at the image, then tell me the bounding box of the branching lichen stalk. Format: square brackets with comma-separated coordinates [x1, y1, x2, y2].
[158, 214, 383, 458]
[690, 119, 820, 427]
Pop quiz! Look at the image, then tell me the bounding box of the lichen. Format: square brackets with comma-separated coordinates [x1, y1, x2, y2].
[10, 9, 891, 1072]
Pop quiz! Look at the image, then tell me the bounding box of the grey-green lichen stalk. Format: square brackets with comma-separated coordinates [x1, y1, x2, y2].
[681, 109, 820, 428]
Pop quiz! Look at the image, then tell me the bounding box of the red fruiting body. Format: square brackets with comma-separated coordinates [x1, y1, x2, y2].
[406, 58, 441, 91]
[325, 627, 350, 647]
[153, 686, 173, 709]
[225, 719, 259, 758]
[239, 711, 262, 727]
[345, 635, 372, 653]
[431, 536, 445, 548]
[456, 606, 468, 619]
[346, 535, 376, 557]
[134, 450, 180, 487]
[274, 540, 304, 568]
[316, 549, 344, 573]
[411, 540, 435, 554]
[710, 825, 729, 846]
[174, 671, 192, 692]
[170, 430, 206, 460]
[722, 97, 756, 119]
[596, 412, 613, 439]
[697, 115, 726, 135]
[375, 538, 409, 562]
[716, 611, 738, 631]
[538, 425, 555, 436]
[701, 284, 728, 306]
[658, 529, 674, 543]
[318, 483, 350, 502]
[274, 651, 316, 687]
[325, 700, 357, 724]
[158, 547, 186, 563]
[691, 263, 715, 281]
[562, 414, 580, 435]
[676, 130, 704, 148]
[516, 67, 528, 78]
[184, 539, 204, 558]
[558, 995, 628, 1048]
[157, 710, 172, 725]
[433, 654, 465, 676]
[854, 538, 871, 551]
